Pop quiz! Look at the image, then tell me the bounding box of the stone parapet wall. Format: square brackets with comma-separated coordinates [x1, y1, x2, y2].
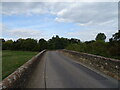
[61, 49, 120, 80]
[0, 50, 46, 89]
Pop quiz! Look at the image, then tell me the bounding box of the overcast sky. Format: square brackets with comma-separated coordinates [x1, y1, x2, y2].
[0, 1, 119, 41]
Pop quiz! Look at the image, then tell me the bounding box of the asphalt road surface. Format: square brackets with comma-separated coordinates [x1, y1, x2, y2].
[26, 51, 119, 88]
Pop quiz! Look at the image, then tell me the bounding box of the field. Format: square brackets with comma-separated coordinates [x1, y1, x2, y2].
[2, 50, 38, 80]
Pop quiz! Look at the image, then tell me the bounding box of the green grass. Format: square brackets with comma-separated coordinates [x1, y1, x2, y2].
[2, 50, 38, 80]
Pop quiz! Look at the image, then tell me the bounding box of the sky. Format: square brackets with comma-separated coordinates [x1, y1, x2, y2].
[0, 1, 119, 41]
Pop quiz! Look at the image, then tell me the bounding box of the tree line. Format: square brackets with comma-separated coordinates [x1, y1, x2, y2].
[1, 30, 120, 60]
[1, 35, 80, 51]
[66, 30, 120, 60]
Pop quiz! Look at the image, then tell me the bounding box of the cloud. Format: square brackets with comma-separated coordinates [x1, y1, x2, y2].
[9, 29, 42, 38]
[1, 2, 71, 16]
[1, 2, 118, 41]
[2, 24, 45, 40]
[2, 2, 118, 27]
[2, 2, 49, 16]
[1, 0, 119, 2]
[55, 2, 118, 27]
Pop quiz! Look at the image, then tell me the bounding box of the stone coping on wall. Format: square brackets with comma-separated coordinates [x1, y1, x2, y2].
[0, 50, 46, 89]
[62, 49, 120, 80]
[63, 49, 120, 62]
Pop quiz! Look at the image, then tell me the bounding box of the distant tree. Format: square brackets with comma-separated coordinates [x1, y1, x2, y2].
[0, 39, 4, 49]
[85, 40, 95, 44]
[92, 40, 107, 55]
[69, 38, 81, 44]
[1, 39, 5, 43]
[0, 39, 5, 48]
[38, 38, 47, 51]
[109, 30, 120, 42]
[2, 31, 120, 60]
[109, 30, 120, 56]
[66, 44, 80, 52]
[3, 40, 13, 50]
[95, 33, 106, 41]
[48, 35, 70, 50]
[13, 38, 25, 50]
[20, 38, 37, 51]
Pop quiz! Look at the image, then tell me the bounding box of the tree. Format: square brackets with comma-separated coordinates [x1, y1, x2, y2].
[95, 33, 106, 41]
[109, 30, 120, 42]
[47, 35, 70, 50]
[1, 31, 120, 60]
[109, 30, 120, 56]
[20, 38, 37, 51]
[92, 40, 108, 55]
[3, 40, 13, 50]
[69, 38, 81, 44]
[38, 38, 47, 51]
[13, 38, 25, 50]
[66, 44, 81, 52]
[1, 39, 5, 43]
[0, 39, 5, 50]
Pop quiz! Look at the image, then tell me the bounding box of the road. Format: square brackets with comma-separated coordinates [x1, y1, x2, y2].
[26, 51, 119, 88]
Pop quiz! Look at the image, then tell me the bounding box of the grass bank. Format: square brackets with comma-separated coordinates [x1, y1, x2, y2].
[2, 50, 38, 80]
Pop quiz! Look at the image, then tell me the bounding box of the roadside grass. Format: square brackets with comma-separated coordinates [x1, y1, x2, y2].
[2, 50, 38, 80]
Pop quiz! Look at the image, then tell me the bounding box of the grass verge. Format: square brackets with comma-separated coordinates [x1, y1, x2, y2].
[2, 50, 38, 80]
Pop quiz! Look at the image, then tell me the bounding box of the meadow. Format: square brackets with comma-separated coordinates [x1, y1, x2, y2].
[2, 50, 38, 79]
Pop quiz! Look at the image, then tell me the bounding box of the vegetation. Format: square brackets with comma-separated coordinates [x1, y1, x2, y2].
[66, 30, 120, 60]
[95, 33, 106, 41]
[1, 30, 120, 60]
[2, 50, 38, 79]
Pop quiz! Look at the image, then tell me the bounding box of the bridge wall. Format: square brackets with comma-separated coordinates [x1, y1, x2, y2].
[61, 49, 120, 80]
[0, 50, 46, 89]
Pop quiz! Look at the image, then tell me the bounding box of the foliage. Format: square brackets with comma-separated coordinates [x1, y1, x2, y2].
[111, 30, 120, 42]
[1, 30, 120, 60]
[109, 30, 120, 56]
[66, 31, 120, 60]
[95, 33, 106, 41]
[48, 35, 70, 50]
[38, 38, 47, 51]
[66, 44, 81, 52]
